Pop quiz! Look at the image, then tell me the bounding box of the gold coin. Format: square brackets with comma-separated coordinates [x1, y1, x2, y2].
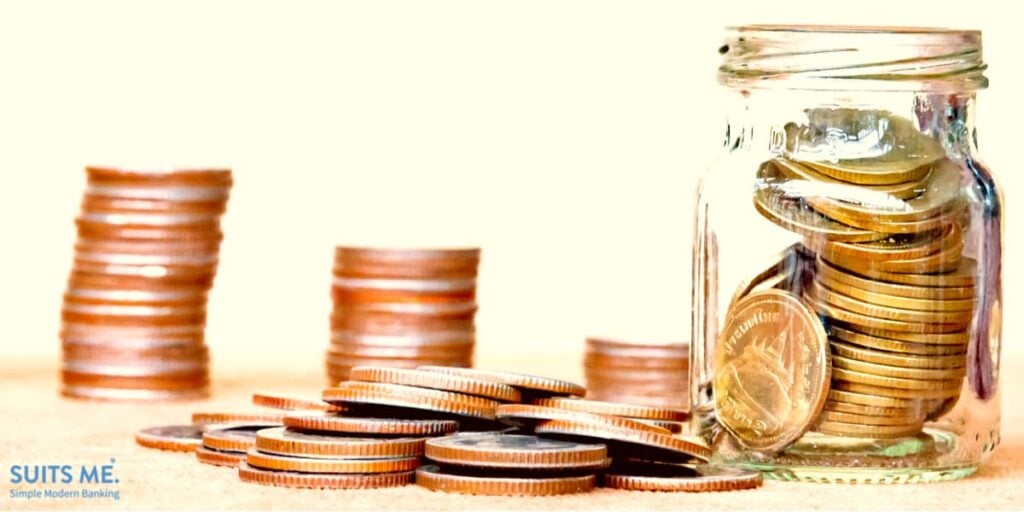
[813, 281, 972, 324]
[784, 109, 944, 185]
[808, 199, 964, 235]
[816, 410, 924, 426]
[771, 157, 928, 200]
[601, 463, 763, 492]
[753, 167, 887, 243]
[823, 400, 926, 419]
[830, 341, 966, 369]
[531, 397, 688, 422]
[832, 380, 961, 399]
[834, 325, 969, 346]
[814, 419, 923, 439]
[714, 290, 830, 453]
[817, 258, 975, 300]
[826, 389, 913, 408]
[728, 243, 801, 309]
[815, 276, 974, 312]
[831, 354, 966, 381]
[822, 237, 963, 274]
[820, 224, 957, 262]
[831, 257, 978, 288]
[831, 367, 962, 391]
[807, 293, 967, 334]
[803, 159, 963, 224]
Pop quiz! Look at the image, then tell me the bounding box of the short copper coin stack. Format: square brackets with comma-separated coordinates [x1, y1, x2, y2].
[61, 167, 233, 401]
[583, 338, 690, 411]
[327, 248, 480, 383]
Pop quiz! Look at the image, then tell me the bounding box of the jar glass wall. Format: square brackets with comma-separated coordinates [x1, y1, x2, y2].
[690, 26, 1002, 483]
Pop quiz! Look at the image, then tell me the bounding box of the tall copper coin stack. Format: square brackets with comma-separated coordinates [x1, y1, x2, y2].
[60, 167, 232, 400]
[583, 338, 689, 410]
[746, 108, 974, 438]
[326, 248, 480, 383]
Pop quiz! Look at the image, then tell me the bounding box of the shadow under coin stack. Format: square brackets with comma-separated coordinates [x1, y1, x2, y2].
[61, 167, 232, 400]
[327, 248, 480, 383]
[583, 338, 690, 410]
[749, 108, 974, 438]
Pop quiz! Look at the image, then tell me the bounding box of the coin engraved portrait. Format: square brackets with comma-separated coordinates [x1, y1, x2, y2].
[714, 290, 830, 452]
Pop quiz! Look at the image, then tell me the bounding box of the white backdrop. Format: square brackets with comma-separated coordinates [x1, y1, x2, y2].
[0, 0, 1018, 372]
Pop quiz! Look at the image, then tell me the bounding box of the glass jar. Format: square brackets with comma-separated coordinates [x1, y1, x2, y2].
[690, 26, 1002, 483]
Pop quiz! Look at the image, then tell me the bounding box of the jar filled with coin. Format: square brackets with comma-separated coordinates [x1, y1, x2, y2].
[691, 26, 1002, 483]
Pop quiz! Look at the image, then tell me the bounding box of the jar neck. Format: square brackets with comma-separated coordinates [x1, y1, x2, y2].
[722, 90, 979, 159]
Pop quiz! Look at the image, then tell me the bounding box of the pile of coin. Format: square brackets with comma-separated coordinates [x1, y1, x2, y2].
[61, 167, 233, 401]
[725, 108, 974, 442]
[583, 337, 690, 410]
[327, 248, 480, 383]
[136, 366, 762, 494]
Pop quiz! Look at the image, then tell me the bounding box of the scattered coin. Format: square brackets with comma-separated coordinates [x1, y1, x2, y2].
[602, 461, 763, 492]
[531, 397, 688, 422]
[533, 419, 710, 462]
[424, 434, 608, 470]
[283, 411, 458, 436]
[255, 427, 425, 459]
[245, 449, 421, 474]
[196, 446, 245, 467]
[322, 381, 500, 420]
[348, 366, 521, 402]
[418, 366, 586, 398]
[495, 404, 671, 434]
[191, 411, 285, 427]
[415, 465, 596, 496]
[252, 392, 339, 411]
[201, 426, 264, 453]
[238, 462, 414, 489]
[135, 424, 204, 452]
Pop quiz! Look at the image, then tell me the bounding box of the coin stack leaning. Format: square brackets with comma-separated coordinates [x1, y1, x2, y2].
[327, 248, 480, 383]
[583, 338, 690, 410]
[61, 167, 232, 401]
[748, 108, 973, 439]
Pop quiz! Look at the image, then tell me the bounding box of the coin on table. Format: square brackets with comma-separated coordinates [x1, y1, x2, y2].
[252, 392, 340, 411]
[245, 449, 421, 474]
[135, 424, 204, 452]
[816, 257, 975, 301]
[191, 411, 285, 427]
[196, 446, 246, 467]
[531, 397, 688, 422]
[415, 465, 596, 496]
[322, 381, 499, 420]
[494, 404, 670, 434]
[533, 419, 710, 462]
[714, 290, 830, 453]
[417, 366, 586, 398]
[255, 427, 424, 459]
[284, 411, 458, 436]
[202, 426, 265, 453]
[424, 434, 608, 470]
[238, 462, 414, 489]
[347, 366, 521, 402]
[602, 461, 763, 492]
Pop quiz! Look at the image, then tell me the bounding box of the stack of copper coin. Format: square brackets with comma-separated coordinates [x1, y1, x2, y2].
[326, 248, 480, 383]
[61, 167, 232, 401]
[583, 338, 690, 410]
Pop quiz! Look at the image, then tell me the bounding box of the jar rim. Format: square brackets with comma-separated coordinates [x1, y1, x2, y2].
[719, 24, 988, 92]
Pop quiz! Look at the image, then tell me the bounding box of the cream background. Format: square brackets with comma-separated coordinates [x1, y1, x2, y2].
[0, 0, 1018, 375]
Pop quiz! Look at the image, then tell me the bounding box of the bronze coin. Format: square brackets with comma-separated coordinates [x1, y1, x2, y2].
[348, 366, 520, 402]
[424, 433, 608, 470]
[533, 419, 710, 462]
[245, 449, 421, 474]
[191, 411, 284, 426]
[602, 462, 763, 492]
[251, 392, 339, 412]
[255, 427, 424, 459]
[195, 446, 245, 467]
[201, 426, 265, 453]
[532, 397, 688, 422]
[495, 404, 670, 434]
[322, 381, 499, 420]
[135, 424, 203, 452]
[415, 465, 596, 496]
[238, 462, 413, 489]
[418, 366, 585, 397]
[283, 411, 458, 436]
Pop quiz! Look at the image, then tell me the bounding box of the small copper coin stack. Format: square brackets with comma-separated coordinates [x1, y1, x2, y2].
[60, 167, 232, 400]
[583, 338, 690, 411]
[327, 248, 480, 383]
